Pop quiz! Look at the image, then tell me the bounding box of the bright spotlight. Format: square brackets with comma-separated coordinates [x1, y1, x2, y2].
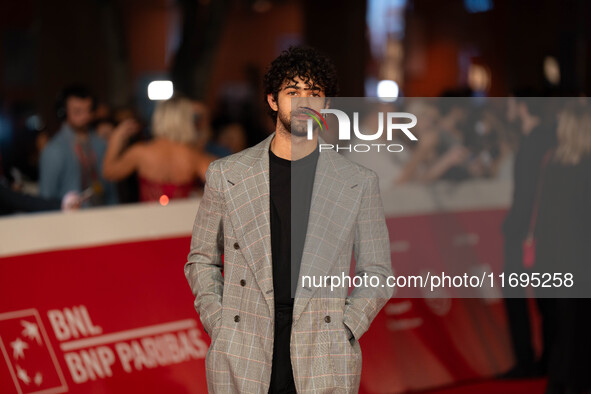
[148, 80, 174, 101]
[377, 80, 399, 102]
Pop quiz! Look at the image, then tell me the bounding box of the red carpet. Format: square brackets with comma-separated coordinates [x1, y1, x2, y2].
[424, 378, 547, 394]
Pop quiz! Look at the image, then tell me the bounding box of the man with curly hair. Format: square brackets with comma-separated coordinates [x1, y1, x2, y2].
[185, 46, 393, 393]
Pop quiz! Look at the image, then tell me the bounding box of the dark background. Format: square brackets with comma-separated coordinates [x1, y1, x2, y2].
[0, 0, 589, 136]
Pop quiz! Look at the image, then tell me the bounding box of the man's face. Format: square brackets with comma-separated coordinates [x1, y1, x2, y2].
[65, 96, 93, 131]
[267, 76, 326, 137]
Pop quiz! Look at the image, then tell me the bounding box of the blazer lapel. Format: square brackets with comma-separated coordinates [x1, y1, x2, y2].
[293, 138, 363, 324]
[224, 133, 275, 316]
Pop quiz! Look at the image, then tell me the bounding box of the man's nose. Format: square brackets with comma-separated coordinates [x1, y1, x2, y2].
[298, 96, 312, 106]
[298, 96, 322, 110]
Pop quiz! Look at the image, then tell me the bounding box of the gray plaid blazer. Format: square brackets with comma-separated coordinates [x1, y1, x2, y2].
[185, 132, 393, 393]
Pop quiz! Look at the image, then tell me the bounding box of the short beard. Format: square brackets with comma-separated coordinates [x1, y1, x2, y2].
[277, 109, 308, 138]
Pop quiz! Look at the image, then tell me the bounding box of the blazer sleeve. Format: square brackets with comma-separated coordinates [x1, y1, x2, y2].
[184, 160, 225, 337]
[343, 169, 393, 342]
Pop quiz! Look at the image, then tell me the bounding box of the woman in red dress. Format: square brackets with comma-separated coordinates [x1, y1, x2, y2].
[102, 97, 216, 202]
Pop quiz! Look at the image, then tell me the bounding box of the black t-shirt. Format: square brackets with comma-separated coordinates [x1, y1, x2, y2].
[269, 144, 319, 308]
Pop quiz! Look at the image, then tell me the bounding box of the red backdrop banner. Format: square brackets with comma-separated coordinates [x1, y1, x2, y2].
[0, 203, 516, 393]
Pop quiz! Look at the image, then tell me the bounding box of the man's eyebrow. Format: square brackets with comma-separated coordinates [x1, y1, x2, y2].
[283, 84, 322, 91]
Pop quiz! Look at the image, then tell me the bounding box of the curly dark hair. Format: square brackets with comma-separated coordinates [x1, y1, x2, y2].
[263, 46, 339, 122]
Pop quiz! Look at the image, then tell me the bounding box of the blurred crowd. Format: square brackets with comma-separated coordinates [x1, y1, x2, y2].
[342, 92, 561, 190]
[0, 84, 269, 214]
[0, 85, 589, 217]
[501, 96, 591, 393]
[346, 93, 591, 393]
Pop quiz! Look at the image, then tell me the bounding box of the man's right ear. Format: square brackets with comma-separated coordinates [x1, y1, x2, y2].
[267, 93, 278, 112]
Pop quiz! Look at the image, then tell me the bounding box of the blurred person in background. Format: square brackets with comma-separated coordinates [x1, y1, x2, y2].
[216, 121, 247, 154]
[0, 97, 12, 177]
[95, 106, 142, 204]
[192, 101, 232, 157]
[0, 98, 42, 185]
[430, 96, 470, 180]
[396, 99, 440, 184]
[343, 101, 409, 191]
[481, 105, 517, 180]
[443, 105, 506, 180]
[0, 118, 81, 216]
[93, 117, 116, 141]
[401, 96, 471, 184]
[211, 116, 248, 154]
[469, 109, 506, 178]
[534, 100, 591, 394]
[400, 96, 509, 184]
[0, 184, 81, 215]
[420, 97, 503, 183]
[102, 96, 216, 202]
[500, 92, 557, 379]
[113, 106, 138, 125]
[39, 85, 118, 207]
[92, 103, 116, 142]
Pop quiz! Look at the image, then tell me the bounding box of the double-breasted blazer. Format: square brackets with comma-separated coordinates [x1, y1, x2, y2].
[185, 132, 393, 393]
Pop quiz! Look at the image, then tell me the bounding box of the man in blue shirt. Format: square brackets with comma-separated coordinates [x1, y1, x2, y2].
[39, 86, 117, 207]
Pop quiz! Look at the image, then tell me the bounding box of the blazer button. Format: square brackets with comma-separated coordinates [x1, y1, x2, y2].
[233, 242, 240, 250]
[240, 279, 246, 287]
[324, 315, 331, 323]
[234, 315, 240, 322]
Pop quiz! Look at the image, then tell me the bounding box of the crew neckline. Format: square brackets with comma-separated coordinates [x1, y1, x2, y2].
[269, 144, 319, 168]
